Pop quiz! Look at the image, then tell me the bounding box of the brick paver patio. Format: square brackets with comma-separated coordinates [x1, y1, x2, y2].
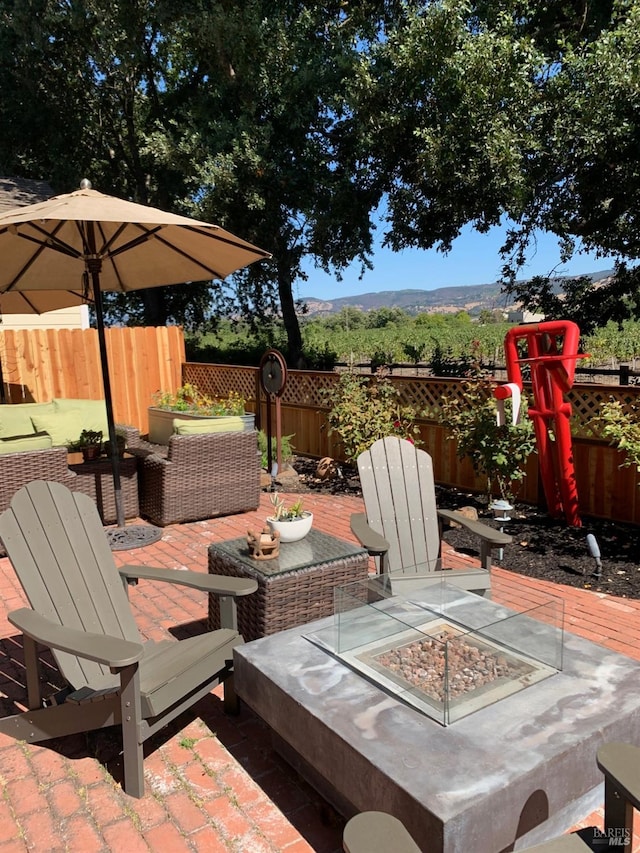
[0, 489, 638, 852]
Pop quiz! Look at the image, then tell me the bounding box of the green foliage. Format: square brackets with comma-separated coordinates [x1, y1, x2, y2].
[370, 348, 397, 371]
[402, 339, 429, 365]
[269, 493, 305, 521]
[185, 310, 640, 370]
[364, 307, 409, 328]
[68, 429, 103, 451]
[439, 373, 536, 502]
[3, 1, 638, 347]
[430, 344, 476, 378]
[352, 1, 640, 330]
[504, 266, 640, 338]
[257, 430, 295, 470]
[153, 384, 245, 416]
[0, 1, 384, 362]
[325, 370, 422, 463]
[594, 401, 640, 478]
[300, 309, 511, 367]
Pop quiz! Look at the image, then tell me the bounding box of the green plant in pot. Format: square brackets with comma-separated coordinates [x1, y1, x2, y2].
[267, 493, 313, 542]
[149, 383, 251, 444]
[153, 383, 245, 415]
[76, 429, 103, 462]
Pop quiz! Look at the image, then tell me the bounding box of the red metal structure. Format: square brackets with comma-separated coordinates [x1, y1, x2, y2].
[494, 320, 586, 527]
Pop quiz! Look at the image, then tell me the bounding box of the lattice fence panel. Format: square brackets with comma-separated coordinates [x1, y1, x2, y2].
[568, 385, 640, 436]
[183, 363, 258, 406]
[280, 370, 338, 408]
[182, 364, 640, 439]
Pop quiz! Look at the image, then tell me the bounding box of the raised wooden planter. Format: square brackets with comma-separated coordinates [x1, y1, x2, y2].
[147, 407, 255, 444]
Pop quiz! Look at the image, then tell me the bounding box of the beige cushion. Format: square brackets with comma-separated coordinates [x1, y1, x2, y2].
[31, 409, 83, 446]
[173, 416, 245, 435]
[53, 398, 109, 436]
[0, 432, 53, 454]
[0, 401, 56, 438]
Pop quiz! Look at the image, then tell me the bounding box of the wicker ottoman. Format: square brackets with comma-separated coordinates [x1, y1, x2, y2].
[208, 529, 369, 641]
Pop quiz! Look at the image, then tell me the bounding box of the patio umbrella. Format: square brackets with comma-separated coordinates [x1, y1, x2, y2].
[0, 289, 88, 315]
[0, 179, 271, 543]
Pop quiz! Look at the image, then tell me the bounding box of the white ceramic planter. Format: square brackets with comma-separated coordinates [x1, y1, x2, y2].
[267, 512, 313, 543]
[148, 407, 255, 444]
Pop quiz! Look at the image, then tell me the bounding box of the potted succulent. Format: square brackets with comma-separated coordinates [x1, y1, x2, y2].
[148, 383, 254, 443]
[77, 429, 103, 462]
[267, 493, 313, 542]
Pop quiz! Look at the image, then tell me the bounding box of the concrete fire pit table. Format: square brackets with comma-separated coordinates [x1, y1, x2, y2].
[234, 581, 640, 852]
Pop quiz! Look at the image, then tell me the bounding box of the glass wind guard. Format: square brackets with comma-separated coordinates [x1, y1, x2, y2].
[307, 574, 564, 726]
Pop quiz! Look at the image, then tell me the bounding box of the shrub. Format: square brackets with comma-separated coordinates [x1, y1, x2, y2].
[595, 400, 640, 476]
[257, 430, 295, 470]
[439, 373, 536, 502]
[325, 370, 422, 463]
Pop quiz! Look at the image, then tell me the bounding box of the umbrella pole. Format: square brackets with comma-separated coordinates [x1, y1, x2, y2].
[87, 262, 125, 529]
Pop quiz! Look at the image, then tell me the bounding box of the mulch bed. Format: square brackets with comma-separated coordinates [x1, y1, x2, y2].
[273, 456, 640, 601]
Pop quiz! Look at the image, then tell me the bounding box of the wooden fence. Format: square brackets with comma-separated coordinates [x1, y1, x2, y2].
[1, 327, 639, 524]
[184, 361, 640, 526]
[0, 326, 185, 435]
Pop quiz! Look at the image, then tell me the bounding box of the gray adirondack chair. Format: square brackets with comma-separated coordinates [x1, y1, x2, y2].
[0, 480, 258, 798]
[351, 437, 512, 595]
[343, 742, 640, 852]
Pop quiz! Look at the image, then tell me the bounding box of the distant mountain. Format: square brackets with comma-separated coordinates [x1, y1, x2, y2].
[302, 270, 614, 316]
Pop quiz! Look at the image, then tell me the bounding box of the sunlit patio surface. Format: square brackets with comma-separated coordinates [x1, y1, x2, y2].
[0, 489, 639, 853]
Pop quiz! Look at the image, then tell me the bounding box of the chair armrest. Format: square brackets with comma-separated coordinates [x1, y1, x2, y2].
[597, 742, 640, 811]
[115, 423, 142, 447]
[128, 443, 169, 462]
[437, 509, 512, 547]
[343, 812, 421, 853]
[350, 513, 389, 556]
[118, 565, 258, 597]
[8, 607, 143, 668]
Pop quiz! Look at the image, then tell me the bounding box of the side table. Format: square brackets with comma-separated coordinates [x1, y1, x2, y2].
[208, 529, 369, 641]
[68, 452, 139, 524]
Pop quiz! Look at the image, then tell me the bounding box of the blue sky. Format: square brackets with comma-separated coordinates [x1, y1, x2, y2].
[299, 222, 615, 302]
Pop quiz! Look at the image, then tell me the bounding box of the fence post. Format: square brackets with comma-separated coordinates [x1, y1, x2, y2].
[620, 365, 630, 385]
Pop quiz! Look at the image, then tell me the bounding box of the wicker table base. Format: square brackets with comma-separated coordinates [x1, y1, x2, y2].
[208, 529, 369, 641]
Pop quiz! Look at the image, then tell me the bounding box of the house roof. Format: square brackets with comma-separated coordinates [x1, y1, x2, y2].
[0, 176, 53, 212]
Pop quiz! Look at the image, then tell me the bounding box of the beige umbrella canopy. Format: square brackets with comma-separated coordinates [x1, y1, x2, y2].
[0, 183, 270, 293]
[0, 177, 88, 316]
[0, 289, 88, 314]
[0, 180, 271, 539]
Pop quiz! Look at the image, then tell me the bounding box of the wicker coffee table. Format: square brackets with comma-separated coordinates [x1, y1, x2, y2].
[208, 529, 369, 641]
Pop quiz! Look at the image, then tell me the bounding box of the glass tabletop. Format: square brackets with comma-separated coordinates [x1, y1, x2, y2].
[210, 528, 367, 577]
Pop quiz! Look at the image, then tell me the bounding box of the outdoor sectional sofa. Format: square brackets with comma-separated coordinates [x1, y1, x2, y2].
[128, 419, 261, 526]
[0, 399, 139, 525]
[0, 401, 261, 530]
